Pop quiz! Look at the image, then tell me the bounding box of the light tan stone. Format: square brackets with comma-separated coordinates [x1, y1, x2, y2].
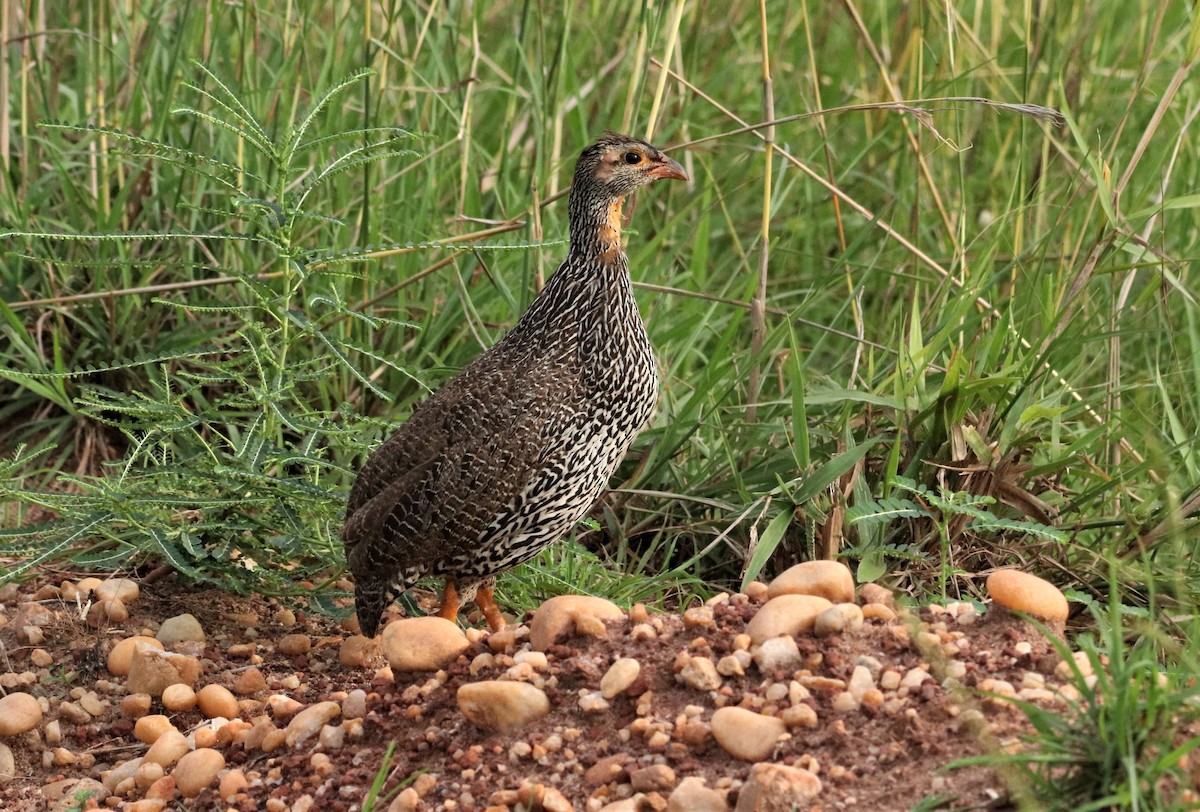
[144, 730, 189, 767]
[173, 748, 224, 797]
[381, 617, 469, 672]
[746, 595, 832, 645]
[668, 776, 728, 812]
[0, 692, 41, 736]
[197, 684, 239, 719]
[127, 644, 201, 696]
[134, 715, 177, 745]
[285, 701, 341, 747]
[813, 603, 864, 637]
[987, 570, 1068, 622]
[457, 681, 550, 732]
[529, 595, 625, 651]
[710, 707, 786, 762]
[107, 636, 164, 676]
[679, 656, 722, 691]
[156, 613, 206, 645]
[600, 658, 641, 698]
[767, 560, 854, 602]
[735, 763, 822, 811]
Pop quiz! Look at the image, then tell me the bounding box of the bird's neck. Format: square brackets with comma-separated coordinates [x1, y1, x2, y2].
[568, 193, 626, 264]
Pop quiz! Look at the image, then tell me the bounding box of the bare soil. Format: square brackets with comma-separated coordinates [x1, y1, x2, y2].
[0, 573, 1089, 811]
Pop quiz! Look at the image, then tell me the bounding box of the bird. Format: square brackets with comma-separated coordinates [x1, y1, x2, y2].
[342, 131, 687, 638]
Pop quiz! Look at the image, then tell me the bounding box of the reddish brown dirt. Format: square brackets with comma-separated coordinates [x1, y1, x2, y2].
[0, 575, 1080, 811]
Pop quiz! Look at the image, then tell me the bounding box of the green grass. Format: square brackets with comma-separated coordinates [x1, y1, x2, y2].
[2, 2, 1199, 804]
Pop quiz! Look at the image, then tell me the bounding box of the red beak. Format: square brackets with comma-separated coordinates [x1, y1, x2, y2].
[648, 156, 688, 182]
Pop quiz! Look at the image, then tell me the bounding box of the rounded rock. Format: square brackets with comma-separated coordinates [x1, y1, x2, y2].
[600, 658, 641, 699]
[0, 742, 15, 784]
[679, 656, 722, 691]
[735, 762, 822, 811]
[173, 748, 224, 797]
[219, 768, 249, 801]
[127, 645, 202, 697]
[767, 560, 854, 602]
[144, 730, 189, 767]
[381, 616, 469, 672]
[669, 776, 728, 812]
[134, 715, 177, 745]
[107, 636, 164, 676]
[0, 692, 42, 736]
[197, 684, 239, 719]
[278, 634, 311, 656]
[457, 681, 550, 732]
[987, 570, 1068, 622]
[746, 594, 832, 645]
[813, 603, 865, 637]
[95, 578, 140, 604]
[529, 595, 625, 651]
[285, 701, 341, 747]
[710, 706, 786, 762]
[156, 614, 206, 645]
[161, 684, 197, 712]
[339, 635, 377, 668]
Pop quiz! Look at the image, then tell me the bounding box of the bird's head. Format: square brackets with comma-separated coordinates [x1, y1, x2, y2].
[572, 131, 688, 199]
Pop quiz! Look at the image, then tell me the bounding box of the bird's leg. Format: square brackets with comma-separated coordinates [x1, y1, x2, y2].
[436, 580, 461, 624]
[475, 585, 506, 632]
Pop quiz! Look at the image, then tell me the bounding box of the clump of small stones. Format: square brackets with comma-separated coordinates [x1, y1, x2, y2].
[0, 562, 1083, 810]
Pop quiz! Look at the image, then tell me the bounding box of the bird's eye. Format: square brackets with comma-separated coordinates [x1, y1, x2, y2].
[623, 151, 641, 164]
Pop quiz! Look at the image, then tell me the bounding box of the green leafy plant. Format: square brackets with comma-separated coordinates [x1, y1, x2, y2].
[0, 65, 422, 599]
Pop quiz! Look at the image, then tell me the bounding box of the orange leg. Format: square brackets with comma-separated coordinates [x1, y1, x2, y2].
[475, 584, 506, 632]
[436, 580, 461, 624]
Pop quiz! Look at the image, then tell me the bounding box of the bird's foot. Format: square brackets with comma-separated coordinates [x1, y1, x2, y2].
[475, 584, 506, 632]
[436, 580, 461, 624]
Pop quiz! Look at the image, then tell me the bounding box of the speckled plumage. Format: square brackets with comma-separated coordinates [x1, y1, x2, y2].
[343, 133, 687, 637]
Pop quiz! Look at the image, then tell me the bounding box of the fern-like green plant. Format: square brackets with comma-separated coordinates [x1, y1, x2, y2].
[0, 65, 425, 599]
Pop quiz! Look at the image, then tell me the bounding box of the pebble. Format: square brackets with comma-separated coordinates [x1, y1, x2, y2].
[126, 645, 202, 696]
[173, 748, 224, 797]
[767, 560, 855, 602]
[31, 648, 53, 667]
[683, 606, 715, 628]
[339, 635, 377, 667]
[717, 654, 746, 676]
[457, 681, 550, 732]
[0, 743, 13, 784]
[119, 799, 164, 812]
[279, 634, 312, 655]
[94, 578, 140, 604]
[102, 757, 144, 792]
[631, 764, 676, 792]
[381, 617, 469, 672]
[232, 667, 268, 695]
[751, 636, 802, 674]
[831, 691, 859, 712]
[600, 658, 641, 698]
[285, 701, 341, 747]
[218, 768, 249, 801]
[144, 730, 189, 767]
[669, 776, 728, 812]
[986, 569, 1068, 621]
[857, 582, 894, 606]
[847, 665, 875, 701]
[585, 754, 627, 786]
[900, 667, 931, 690]
[342, 688, 368, 720]
[136, 762, 165, 791]
[197, 684, 239, 719]
[813, 603, 864, 637]
[679, 656, 722, 691]
[107, 636, 165, 676]
[735, 762, 822, 810]
[161, 684, 197, 712]
[156, 613, 207, 645]
[0, 692, 42, 735]
[134, 715, 178, 744]
[710, 707, 786, 762]
[529, 595, 625, 651]
[743, 581, 769, 601]
[780, 703, 818, 728]
[862, 602, 897, 622]
[746, 595, 832, 645]
[58, 701, 92, 725]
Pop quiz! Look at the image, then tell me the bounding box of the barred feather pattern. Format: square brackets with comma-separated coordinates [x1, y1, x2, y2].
[343, 133, 680, 637]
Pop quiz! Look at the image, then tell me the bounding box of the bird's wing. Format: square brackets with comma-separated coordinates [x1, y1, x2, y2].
[342, 353, 576, 574]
